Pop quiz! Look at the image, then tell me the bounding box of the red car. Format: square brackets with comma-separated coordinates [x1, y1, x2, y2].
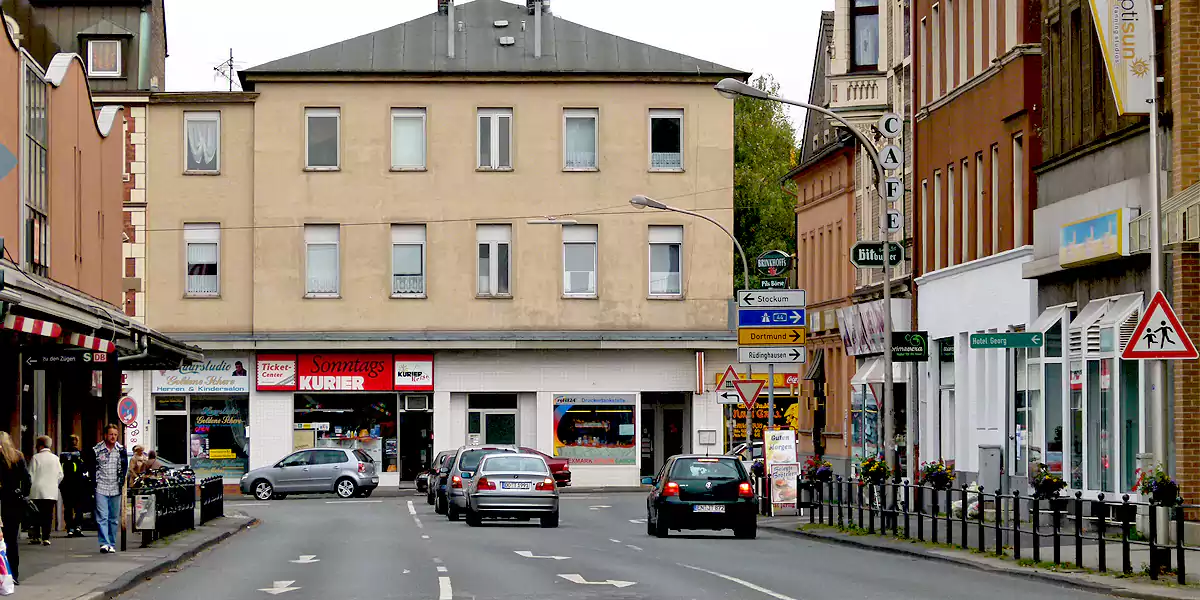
[520, 446, 571, 487]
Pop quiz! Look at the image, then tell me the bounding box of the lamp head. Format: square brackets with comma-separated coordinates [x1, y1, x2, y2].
[630, 195, 667, 211]
[714, 78, 767, 101]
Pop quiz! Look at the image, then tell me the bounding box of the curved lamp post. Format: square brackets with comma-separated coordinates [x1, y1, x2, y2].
[629, 194, 750, 284]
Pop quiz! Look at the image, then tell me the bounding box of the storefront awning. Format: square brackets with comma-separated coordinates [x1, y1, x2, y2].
[2, 314, 63, 339]
[849, 357, 910, 386]
[1030, 303, 1074, 333]
[64, 331, 116, 353]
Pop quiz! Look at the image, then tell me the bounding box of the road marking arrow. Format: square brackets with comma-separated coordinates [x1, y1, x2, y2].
[515, 550, 570, 560]
[289, 555, 319, 564]
[558, 574, 636, 588]
[628, 518, 646, 524]
[259, 580, 301, 595]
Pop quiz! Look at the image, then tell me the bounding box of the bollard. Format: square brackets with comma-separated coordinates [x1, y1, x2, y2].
[1177, 501, 1186, 586]
[1074, 491, 1084, 567]
[1012, 490, 1021, 560]
[1032, 497, 1041, 563]
[1096, 494, 1107, 572]
[1121, 495, 1132, 575]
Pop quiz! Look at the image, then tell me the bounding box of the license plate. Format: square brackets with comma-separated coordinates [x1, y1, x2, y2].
[501, 481, 532, 490]
[692, 504, 725, 513]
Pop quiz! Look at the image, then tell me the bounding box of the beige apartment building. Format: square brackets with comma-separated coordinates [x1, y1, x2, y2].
[134, 0, 746, 489]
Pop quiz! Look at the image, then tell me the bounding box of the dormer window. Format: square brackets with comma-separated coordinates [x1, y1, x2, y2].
[87, 39, 122, 77]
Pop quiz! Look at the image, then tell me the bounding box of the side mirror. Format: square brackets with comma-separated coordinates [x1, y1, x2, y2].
[640, 476, 655, 486]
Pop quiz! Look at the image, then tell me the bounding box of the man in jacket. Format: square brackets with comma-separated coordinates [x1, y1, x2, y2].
[84, 425, 127, 553]
[59, 435, 88, 537]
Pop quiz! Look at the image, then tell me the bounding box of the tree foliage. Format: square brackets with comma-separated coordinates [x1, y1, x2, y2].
[733, 74, 798, 290]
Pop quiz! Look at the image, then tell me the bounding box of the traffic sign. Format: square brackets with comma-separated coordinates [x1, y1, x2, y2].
[738, 327, 806, 346]
[737, 290, 806, 308]
[737, 308, 805, 327]
[118, 396, 138, 427]
[850, 242, 903, 268]
[880, 144, 902, 171]
[884, 177, 903, 202]
[756, 250, 792, 277]
[738, 347, 806, 364]
[716, 365, 738, 390]
[970, 332, 1045, 349]
[732, 379, 766, 411]
[23, 349, 112, 370]
[886, 209, 902, 233]
[1122, 291, 1198, 360]
[878, 113, 903, 138]
[716, 391, 742, 405]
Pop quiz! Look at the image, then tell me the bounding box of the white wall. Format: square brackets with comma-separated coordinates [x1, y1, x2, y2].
[247, 388, 293, 471]
[915, 247, 1035, 475]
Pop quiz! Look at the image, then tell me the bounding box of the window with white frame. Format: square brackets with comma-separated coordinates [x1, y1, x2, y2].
[1013, 133, 1025, 246]
[86, 39, 121, 77]
[305, 224, 340, 296]
[23, 64, 48, 276]
[391, 108, 426, 170]
[937, 337, 955, 465]
[648, 225, 683, 296]
[305, 108, 340, 169]
[184, 111, 220, 173]
[961, 159, 970, 263]
[184, 223, 220, 296]
[649, 109, 683, 170]
[477, 224, 511, 296]
[562, 224, 597, 296]
[563, 108, 598, 170]
[933, 170, 942, 270]
[477, 108, 513, 170]
[391, 224, 425, 296]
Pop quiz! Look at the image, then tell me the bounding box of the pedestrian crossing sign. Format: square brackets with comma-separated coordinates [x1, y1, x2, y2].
[1121, 291, 1198, 360]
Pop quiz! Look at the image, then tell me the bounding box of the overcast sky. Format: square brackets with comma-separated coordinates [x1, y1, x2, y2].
[165, 0, 832, 127]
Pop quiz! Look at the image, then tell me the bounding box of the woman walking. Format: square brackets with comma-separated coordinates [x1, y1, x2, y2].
[0, 432, 30, 583]
[127, 445, 148, 487]
[29, 436, 63, 546]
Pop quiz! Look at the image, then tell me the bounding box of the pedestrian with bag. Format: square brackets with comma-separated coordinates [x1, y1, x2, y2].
[59, 434, 87, 538]
[0, 432, 30, 583]
[28, 435, 63, 546]
[0, 503, 13, 596]
[84, 425, 127, 554]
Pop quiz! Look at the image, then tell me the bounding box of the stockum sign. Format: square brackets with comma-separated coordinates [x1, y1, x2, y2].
[256, 354, 434, 392]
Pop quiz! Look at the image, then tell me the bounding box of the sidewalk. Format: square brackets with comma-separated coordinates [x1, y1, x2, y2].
[761, 515, 1200, 600]
[16, 511, 256, 600]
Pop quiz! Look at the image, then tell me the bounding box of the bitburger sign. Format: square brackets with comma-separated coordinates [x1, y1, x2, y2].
[256, 353, 434, 392]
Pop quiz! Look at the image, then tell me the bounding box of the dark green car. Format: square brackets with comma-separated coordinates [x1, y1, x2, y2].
[643, 455, 757, 539]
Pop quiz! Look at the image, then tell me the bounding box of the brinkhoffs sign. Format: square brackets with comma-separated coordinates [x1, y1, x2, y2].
[255, 354, 434, 392]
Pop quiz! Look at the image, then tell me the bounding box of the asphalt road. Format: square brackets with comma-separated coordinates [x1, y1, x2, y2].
[120, 492, 1116, 600]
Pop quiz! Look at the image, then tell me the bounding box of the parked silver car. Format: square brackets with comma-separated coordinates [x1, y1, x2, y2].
[240, 448, 379, 500]
[465, 453, 560, 528]
[446, 445, 518, 521]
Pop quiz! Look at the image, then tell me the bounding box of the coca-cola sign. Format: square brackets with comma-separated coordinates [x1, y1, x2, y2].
[298, 353, 392, 391]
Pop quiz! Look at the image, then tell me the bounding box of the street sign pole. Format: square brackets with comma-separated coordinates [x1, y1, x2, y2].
[767, 364, 775, 431]
[878, 126, 902, 476]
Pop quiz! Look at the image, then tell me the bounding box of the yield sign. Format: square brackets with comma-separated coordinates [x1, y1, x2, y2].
[1122, 291, 1198, 360]
[732, 379, 765, 411]
[716, 365, 738, 390]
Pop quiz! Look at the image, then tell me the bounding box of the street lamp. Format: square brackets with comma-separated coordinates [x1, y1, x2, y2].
[715, 77, 901, 475]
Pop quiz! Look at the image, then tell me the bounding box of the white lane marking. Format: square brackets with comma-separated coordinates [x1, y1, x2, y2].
[407, 500, 417, 515]
[228, 503, 269, 507]
[557, 574, 636, 588]
[679, 564, 800, 600]
[289, 555, 319, 564]
[433, 557, 443, 563]
[403, 569, 411, 574]
[514, 550, 570, 560]
[438, 576, 453, 600]
[588, 505, 612, 510]
[609, 539, 621, 543]
[414, 517, 424, 529]
[629, 519, 647, 524]
[421, 535, 430, 539]
[437, 566, 448, 573]
[258, 580, 301, 595]
[324, 500, 383, 504]
[625, 544, 643, 552]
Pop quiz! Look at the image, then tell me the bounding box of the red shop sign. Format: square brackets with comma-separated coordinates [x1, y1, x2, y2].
[298, 353, 392, 392]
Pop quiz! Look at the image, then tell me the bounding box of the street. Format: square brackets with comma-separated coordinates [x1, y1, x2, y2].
[121, 492, 1116, 600]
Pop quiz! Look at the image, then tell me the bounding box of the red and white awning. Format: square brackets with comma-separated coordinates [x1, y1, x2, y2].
[2, 314, 63, 338]
[64, 332, 116, 353]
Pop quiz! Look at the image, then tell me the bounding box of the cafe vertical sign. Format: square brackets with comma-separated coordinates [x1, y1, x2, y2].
[1088, 0, 1152, 115]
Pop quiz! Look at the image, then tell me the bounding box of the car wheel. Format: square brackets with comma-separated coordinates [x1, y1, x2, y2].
[540, 511, 559, 528]
[466, 509, 482, 527]
[426, 491, 435, 505]
[646, 514, 655, 536]
[734, 521, 757, 540]
[335, 478, 358, 499]
[447, 501, 460, 521]
[653, 514, 670, 538]
[435, 494, 447, 515]
[253, 480, 273, 501]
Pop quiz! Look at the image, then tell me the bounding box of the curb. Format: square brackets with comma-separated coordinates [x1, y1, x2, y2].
[762, 524, 1191, 600]
[83, 515, 259, 600]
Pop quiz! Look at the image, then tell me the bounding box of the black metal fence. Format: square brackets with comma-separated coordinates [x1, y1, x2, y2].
[199, 476, 224, 524]
[790, 476, 1198, 585]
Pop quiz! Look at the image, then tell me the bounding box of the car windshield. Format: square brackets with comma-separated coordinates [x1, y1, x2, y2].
[459, 449, 507, 471]
[671, 458, 744, 480]
[482, 456, 547, 473]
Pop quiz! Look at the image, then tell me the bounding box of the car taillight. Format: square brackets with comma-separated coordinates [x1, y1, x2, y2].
[663, 481, 680, 497]
[563, 464, 569, 471]
[536, 477, 555, 491]
[358, 462, 366, 473]
[476, 477, 495, 490]
[451, 475, 462, 488]
[738, 482, 754, 498]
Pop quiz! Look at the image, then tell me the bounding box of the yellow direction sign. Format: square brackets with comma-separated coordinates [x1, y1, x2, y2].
[737, 327, 806, 346]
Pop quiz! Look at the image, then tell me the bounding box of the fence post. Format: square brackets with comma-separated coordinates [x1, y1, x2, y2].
[837, 476, 844, 528]
[1052, 496, 1061, 565]
[1096, 493, 1106, 572]
[1032, 497, 1041, 563]
[977, 489, 985, 553]
[868, 483, 876, 534]
[1176, 501, 1186, 586]
[994, 489, 1003, 556]
[891, 479, 899, 537]
[858, 480, 865, 529]
[929, 486, 937, 544]
[1012, 490, 1021, 561]
[960, 484, 969, 551]
[902, 479, 910, 539]
[1074, 491, 1084, 567]
[1121, 494, 1132, 575]
[1149, 498, 1159, 580]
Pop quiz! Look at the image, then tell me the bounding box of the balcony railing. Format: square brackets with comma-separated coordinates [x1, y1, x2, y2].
[829, 72, 889, 112]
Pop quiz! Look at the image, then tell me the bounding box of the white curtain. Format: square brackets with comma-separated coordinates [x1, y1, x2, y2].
[392, 117, 425, 168]
[563, 242, 596, 294]
[306, 243, 339, 294]
[186, 242, 218, 294]
[649, 243, 681, 295]
[186, 119, 218, 171]
[392, 243, 423, 294]
[565, 116, 596, 169]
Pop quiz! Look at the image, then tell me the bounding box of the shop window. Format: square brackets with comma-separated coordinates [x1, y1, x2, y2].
[937, 338, 955, 466]
[190, 396, 249, 479]
[294, 394, 396, 466]
[1015, 347, 1039, 477]
[1121, 360, 1141, 491]
[1044, 363, 1064, 477]
[552, 396, 636, 465]
[155, 396, 186, 411]
[1069, 360, 1083, 488]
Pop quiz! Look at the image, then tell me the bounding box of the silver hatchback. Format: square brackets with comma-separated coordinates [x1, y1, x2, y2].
[240, 448, 380, 500]
[464, 453, 559, 528]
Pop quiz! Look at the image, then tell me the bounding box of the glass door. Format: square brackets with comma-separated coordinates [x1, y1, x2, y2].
[483, 412, 517, 445]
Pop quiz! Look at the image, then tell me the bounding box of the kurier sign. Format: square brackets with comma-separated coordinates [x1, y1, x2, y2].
[257, 353, 435, 392]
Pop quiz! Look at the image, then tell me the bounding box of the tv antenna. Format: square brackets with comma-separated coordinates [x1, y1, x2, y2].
[213, 48, 244, 91]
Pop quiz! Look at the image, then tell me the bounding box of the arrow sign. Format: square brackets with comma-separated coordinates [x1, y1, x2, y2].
[259, 581, 301, 595]
[732, 379, 765, 411]
[736, 308, 806, 327]
[737, 290, 806, 308]
[737, 327, 806, 346]
[738, 347, 807, 364]
[969, 332, 1045, 349]
[558, 574, 636, 588]
[515, 550, 570, 560]
[1122, 291, 1199, 360]
[289, 555, 319, 564]
[718, 392, 740, 405]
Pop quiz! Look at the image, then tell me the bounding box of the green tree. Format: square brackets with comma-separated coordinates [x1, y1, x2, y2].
[733, 74, 797, 290]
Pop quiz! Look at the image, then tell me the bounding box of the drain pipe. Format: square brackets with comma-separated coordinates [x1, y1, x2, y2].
[118, 333, 150, 363]
[137, 8, 150, 90]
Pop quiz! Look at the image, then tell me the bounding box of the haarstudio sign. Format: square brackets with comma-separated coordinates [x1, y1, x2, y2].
[256, 353, 434, 392]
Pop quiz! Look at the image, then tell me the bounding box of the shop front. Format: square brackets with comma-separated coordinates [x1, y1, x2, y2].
[838, 299, 913, 475]
[149, 355, 251, 481]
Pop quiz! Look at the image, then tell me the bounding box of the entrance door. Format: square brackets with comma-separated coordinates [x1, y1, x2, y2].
[663, 408, 684, 458]
[641, 408, 655, 476]
[399, 411, 433, 480]
[484, 412, 517, 445]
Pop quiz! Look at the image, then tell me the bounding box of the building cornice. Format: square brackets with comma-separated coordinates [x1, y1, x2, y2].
[915, 245, 1034, 287]
[150, 92, 258, 104]
[166, 330, 738, 351]
[915, 44, 1041, 123]
[241, 73, 735, 86]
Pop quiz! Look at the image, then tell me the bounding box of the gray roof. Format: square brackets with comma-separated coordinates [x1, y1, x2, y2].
[77, 19, 135, 37]
[241, 0, 747, 85]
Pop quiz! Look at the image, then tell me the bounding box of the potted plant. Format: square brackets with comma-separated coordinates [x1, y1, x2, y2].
[858, 454, 891, 486]
[803, 455, 834, 483]
[1134, 465, 1180, 506]
[919, 459, 955, 490]
[1030, 463, 1067, 502]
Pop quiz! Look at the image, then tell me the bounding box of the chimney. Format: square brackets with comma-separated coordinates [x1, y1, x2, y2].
[533, 0, 542, 59]
[439, 0, 455, 58]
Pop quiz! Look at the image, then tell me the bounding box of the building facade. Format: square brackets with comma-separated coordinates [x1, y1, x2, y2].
[911, 0, 1042, 490]
[136, 0, 743, 488]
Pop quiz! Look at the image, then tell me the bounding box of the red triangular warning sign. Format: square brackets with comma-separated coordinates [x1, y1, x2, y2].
[732, 379, 765, 411]
[1121, 291, 1198, 360]
[716, 365, 738, 390]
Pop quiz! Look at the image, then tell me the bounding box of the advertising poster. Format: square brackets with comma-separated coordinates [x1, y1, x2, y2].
[190, 398, 250, 478]
[731, 399, 800, 441]
[764, 428, 797, 470]
[134, 495, 156, 531]
[552, 394, 636, 465]
[152, 356, 250, 394]
[770, 463, 800, 508]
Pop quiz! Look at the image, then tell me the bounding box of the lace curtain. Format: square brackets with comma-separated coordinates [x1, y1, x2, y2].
[186, 119, 218, 171]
